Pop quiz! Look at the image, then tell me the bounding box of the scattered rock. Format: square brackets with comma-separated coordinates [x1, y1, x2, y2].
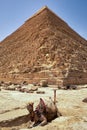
[0, 81, 4, 86]
[82, 98, 87, 103]
[5, 84, 16, 90]
[22, 81, 28, 86]
[66, 85, 77, 90]
[30, 86, 38, 91]
[36, 91, 45, 94]
[19, 88, 28, 93]
[40, 80, 48, 87]
[27, 90, 34, 93]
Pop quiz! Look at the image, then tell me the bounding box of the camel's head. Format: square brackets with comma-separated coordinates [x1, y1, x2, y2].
[27, 102, 34, 113]
[36, 98, 46, 114]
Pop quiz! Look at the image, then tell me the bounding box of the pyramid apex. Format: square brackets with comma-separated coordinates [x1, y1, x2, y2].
[26, 6, 50, 21]
[36, 5, 50, 13]
[39, 6, 53, 12]
[41, 5, 49, 9]
[36, 6, 49, 12]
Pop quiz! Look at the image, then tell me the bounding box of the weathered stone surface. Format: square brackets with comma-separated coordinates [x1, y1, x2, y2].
[0, 7, 87, 85]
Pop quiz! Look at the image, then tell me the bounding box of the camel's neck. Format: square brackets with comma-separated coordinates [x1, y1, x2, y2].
[30, 111, 35, 121]
[30, 110, 34, 115]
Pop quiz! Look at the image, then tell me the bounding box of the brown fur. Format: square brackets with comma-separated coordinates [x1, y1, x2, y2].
[27, 98, 61, 127]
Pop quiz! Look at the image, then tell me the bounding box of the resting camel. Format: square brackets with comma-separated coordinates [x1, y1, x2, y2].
[27, 97, 61, 127]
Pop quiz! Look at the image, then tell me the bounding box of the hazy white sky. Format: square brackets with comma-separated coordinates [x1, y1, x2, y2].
[0, 0, 87, 41]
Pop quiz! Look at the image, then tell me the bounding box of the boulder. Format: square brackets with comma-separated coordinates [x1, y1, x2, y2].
[39, 80, 48, 87]
[82, 98, 87, 103]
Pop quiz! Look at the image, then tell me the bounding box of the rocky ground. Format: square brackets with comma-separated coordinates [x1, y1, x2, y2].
[0, 84, 87, 130]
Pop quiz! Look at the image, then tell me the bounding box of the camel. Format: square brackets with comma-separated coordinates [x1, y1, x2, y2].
[27, 96, 61, 127]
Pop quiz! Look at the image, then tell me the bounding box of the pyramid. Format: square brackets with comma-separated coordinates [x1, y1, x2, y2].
[0, 6, 87, 85]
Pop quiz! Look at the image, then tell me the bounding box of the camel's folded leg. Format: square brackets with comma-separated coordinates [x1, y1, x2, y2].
[39, 114, 47, 126]
[33, 121, 41, 127]
[57, 112, 62, 117]
[28, 121, 40, 128]
[28, 122, 35, 128]
[57, 109, 62, 117]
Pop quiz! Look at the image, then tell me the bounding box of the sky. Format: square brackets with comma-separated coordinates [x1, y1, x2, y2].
[0, 0, 87, 41]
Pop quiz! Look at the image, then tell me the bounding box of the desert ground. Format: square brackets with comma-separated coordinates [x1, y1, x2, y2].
[0, 84, 87, 130]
